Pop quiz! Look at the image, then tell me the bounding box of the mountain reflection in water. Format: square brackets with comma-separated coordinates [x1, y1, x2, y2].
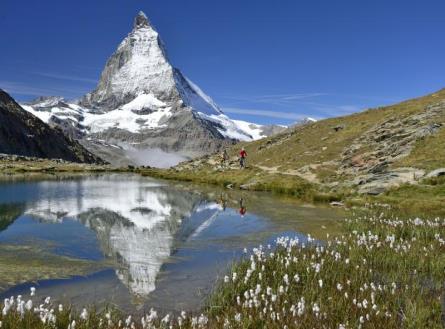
[19, 175, 201, 297]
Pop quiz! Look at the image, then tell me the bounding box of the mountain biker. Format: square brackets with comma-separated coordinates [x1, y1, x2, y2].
[239, 147, 247, 169]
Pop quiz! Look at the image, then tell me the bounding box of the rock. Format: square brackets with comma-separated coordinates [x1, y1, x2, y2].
[0, 90, 103, 164]
[330, 201, 344, 207]
[240, 181, 258, 190]
[357, 167, 425, 195]
[425, 168, 445, 178]
[361, 186, 387, 195]
[333, 125, 345, 132]
[340, 100, 445, 178]
[351, 155, 365, 167]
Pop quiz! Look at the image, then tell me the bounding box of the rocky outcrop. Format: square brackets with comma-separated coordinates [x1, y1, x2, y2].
[0, 90, 103, 163]
[341, 101, 444, 176]
[337, 101, 445, 193]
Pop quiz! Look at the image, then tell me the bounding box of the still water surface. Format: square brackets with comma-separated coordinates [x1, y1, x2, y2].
[0, 174, 344, 312]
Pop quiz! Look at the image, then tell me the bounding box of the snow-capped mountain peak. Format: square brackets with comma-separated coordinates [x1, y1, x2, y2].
[134, 11, 150, 29]
[21, 11, 288, 166]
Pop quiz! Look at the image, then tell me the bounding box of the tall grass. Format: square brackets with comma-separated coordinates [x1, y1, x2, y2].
[1, 208, 443, 328]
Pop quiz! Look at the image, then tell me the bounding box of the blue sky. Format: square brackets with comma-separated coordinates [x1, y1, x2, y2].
[1, 0, 445, 125]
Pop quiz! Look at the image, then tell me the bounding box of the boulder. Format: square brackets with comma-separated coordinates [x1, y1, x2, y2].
[425, 168, 445, 178]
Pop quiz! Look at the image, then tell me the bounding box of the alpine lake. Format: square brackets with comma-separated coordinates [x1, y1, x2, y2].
[0, 174, 345, 313]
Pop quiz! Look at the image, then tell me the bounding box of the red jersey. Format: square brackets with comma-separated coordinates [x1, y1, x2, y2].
[240, 150, 247, 158]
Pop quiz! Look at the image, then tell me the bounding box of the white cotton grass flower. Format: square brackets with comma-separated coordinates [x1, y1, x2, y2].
[44, 296, 51, 304]
[2, 299, 10, 316]
[68, 320, 76, 329]
[30, 287, 36, 296]
[198, 314, 208, 327]
[80, 308, 88, 320]
[126, 315, 133, 326]
[58, 304, 63, 312]
[224, 275, 230, 283]
[25, 300, 33, 311]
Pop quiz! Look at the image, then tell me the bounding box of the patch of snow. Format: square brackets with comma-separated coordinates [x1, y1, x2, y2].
[175, 73, 222, 115]
[196, 112, 253, 141]
[83, 104, 172, 134]
[21, 105, 53, 123]
[121, 93, 165, 111]
[232, 120, 266, 140]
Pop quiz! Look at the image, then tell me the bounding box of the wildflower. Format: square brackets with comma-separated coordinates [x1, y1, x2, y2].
[336, 283, 343, 291]
[224, 275, 229, 283]
[362, 299, 368, 309]
[161, 314, 169, 324]
[2, 299, 10, 316]
[318, 279, 323, 288]
[44, 297, 51, 304]
[198, 314, 208, 327]
[312, 303, 320, 314]
[232, 272, 237, 282]
[30, 287, 36, 296]
[234, 313, 241, 322]
[283, 274, 289, 285]
[80, 308, 88, 320]
[25, 300, 33, 311]
[58, 304, 63, 312]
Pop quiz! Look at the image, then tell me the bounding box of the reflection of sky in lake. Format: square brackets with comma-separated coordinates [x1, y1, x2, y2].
[0, 174, 344, 312]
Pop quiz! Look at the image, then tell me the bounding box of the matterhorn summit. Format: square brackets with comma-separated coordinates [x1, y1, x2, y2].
[80, 10, 221, 116]
[23, 11, 285, 166]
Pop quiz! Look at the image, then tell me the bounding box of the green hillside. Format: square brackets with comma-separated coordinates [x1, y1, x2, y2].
[141, 88, 445, 214]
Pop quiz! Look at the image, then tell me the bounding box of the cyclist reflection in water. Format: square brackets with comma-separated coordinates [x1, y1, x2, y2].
[239, 198, 247, 217]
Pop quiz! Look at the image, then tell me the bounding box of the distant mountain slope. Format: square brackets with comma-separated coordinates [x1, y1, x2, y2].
[21, 12, 285, 167]
[167, 88, 445, 194]
[0, 90, 102, 163]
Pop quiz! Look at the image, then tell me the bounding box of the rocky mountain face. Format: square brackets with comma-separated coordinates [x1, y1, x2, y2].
[0, 90, 102, 163]
[22, 12, 284, 166]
